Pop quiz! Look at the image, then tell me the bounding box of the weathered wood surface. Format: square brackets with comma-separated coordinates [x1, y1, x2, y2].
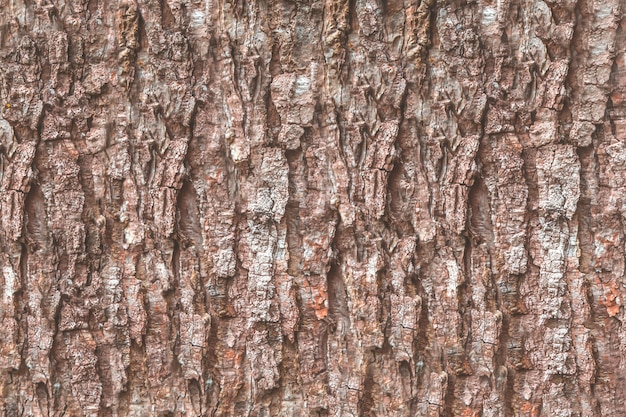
[1, 0, 625, 415]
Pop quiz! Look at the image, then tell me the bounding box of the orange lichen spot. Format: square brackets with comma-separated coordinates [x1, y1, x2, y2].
[519, 402, 533, 414]
[460, 408, 481, 417]
[314, 305, 328, 320]
[5, 103, 10, 109]
[604, 283, 621, 317]
[312, 287, 328, 320]
[223, 349, 237, 361]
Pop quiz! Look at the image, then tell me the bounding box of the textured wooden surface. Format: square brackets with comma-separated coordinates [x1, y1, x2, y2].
[1, 0, 626, 415]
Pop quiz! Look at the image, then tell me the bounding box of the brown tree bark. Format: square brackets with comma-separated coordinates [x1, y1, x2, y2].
[1, 0, 625, 415]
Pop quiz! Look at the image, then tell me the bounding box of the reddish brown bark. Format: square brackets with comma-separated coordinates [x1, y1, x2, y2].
[1, 0, 626, 416]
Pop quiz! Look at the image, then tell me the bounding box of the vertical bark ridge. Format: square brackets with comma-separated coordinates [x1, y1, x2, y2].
[2, 0, 626, 415]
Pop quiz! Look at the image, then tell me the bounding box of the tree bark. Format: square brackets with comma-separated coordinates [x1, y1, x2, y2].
[0, 0, 624, 415]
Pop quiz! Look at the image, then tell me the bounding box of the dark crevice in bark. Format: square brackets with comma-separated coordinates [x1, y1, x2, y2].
[273, 337, 300, 414]
[455, 241, 473, 377]
[412, 266, 431, 362]
[203, 313, 220, 411]
[17, 241, 28, 319]
[175, 179, 202, 249]
[467, 175, 494, 252]
[327, 261, 350, 337]
[576, 144, 595, 273]
[266, 91, 281, 146]
[358, 357, 375, 416]
[24, 183, 48, 251]
[347, 0, 357, 37]
[136, 6, 149, 54]
[520, 146, 539, 218]
[565, 0, 584, 112]
[35, 381, 49, 417]
[116, 362, 132, 417]
[398, 359, 413, 400]
[170, 238, 182, 308]
[386, 153, 414, 235]
[159, 0, 177, 29]
[187, 378, 202, 415]
[442, 372, 455, 417]
[504, 365, 517, 416]
[495, 309, 511, 379]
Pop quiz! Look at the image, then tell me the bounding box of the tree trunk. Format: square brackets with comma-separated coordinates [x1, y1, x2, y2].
[0, 0, 624, 415]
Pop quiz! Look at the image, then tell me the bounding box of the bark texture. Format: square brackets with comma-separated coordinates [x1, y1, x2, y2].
[0, 0, 625, 415]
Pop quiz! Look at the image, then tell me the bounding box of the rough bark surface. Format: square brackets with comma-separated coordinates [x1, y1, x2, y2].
[0, 0, 625, 415]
